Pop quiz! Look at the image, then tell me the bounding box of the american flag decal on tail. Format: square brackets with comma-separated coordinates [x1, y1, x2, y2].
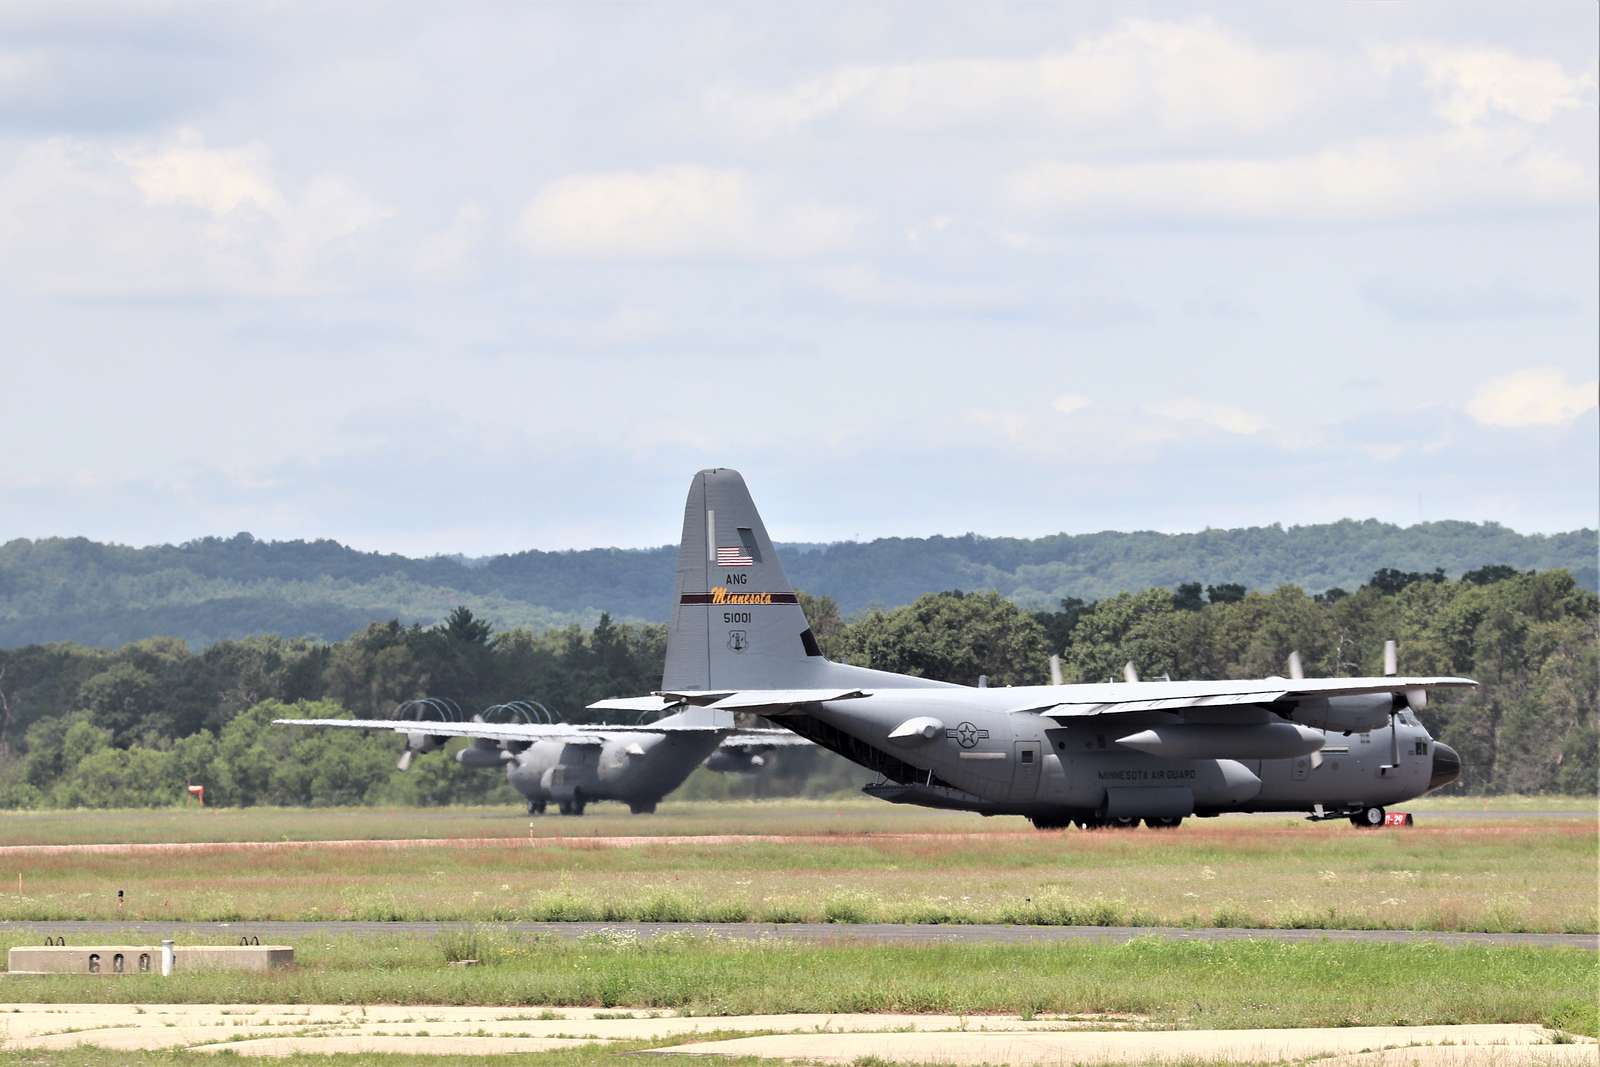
[716, 546, 754, 567]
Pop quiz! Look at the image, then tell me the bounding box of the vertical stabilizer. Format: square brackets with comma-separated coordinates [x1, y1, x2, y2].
[661, 469, 822, 691]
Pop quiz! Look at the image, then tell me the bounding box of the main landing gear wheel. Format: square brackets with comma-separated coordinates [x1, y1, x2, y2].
[629, 801, 657, 815]
[1029, 817, 1070, 831]
[527, 800, 546, 815]
[1073, 817, 1107, 831]
[1109, 816, 1140, 829]
[1144, 816, 1183, 829]
[558, 791, 587, 816]
[1351, 806, 1386, 828]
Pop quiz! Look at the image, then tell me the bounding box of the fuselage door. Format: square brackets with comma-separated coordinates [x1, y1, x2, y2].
[1012, 740, 1042, 799]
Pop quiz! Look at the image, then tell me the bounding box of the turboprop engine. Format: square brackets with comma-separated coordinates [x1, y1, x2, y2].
[397, 730, 448, 770]
[1282, 641, 1431, 735]
[456, 736, 514, 768]
[1287, 694, 1394, 734]
[391, 697, 465, 770]
[705, 749, 766, 772]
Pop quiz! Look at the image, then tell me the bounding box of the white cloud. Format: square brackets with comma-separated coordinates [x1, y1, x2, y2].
[120, 131, 283, 216]
[1466, 369, 1598, 428]
[413, 202, 486, 282]
[517, 165, 855, 260]
[0, 131, 390, 297]
[1374, 44, 1597, 128]
[712, 19, 1320, 137]
[963, 407, 1031, 445]
[1052, 393, 1091, 415]
[1008, 132, 1593, 221]
[813, 263, 1011, 312]
[1152, 398, 1265, 436]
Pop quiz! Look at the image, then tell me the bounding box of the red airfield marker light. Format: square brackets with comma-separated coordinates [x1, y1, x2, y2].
[187, 784, 205, 806]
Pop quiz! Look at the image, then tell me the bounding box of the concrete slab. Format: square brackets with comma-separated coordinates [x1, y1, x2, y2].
[1317, 1048, 1599, 1067]
[18, 1026, 301, 1052]
[186, 1036, 597, 1057]
[1, 1005, 1592, 1063]
[657, 1024, 1592, 1065]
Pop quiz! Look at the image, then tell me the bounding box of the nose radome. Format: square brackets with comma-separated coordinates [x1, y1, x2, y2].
[1429, 742, 1462, 791]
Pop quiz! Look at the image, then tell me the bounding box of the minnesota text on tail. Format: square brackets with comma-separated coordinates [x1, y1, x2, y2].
[632, 468, 1468, 830]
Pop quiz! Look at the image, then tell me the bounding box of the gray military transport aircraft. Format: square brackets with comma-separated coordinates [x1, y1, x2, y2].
[276, 704, 806, 815]
[596, 468, 1469, 830]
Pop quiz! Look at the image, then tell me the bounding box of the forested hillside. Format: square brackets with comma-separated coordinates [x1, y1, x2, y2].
[1, 520, 1594, 647]
[0, 566, 1593, 805]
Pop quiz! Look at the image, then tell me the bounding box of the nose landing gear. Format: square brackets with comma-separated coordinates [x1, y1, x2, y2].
[1351, 806, 1386, 828]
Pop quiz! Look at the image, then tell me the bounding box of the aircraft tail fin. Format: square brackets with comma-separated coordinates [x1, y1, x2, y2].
[661, 469, 825, 692]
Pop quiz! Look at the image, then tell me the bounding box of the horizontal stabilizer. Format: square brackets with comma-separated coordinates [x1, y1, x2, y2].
[588, 695, 681, 714]
[655, 690, 738, 706]
[698, 688, 869, 714]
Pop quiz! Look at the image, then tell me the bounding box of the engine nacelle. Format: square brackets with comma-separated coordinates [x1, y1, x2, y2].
[705, 749, 767, 773]
[456, 740, 512, 768]
[1287, 694, 1393, 734]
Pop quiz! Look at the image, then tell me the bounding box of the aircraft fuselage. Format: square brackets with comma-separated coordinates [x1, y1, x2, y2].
[500, 732, 725, 814]
[785, 686, 1459, 824]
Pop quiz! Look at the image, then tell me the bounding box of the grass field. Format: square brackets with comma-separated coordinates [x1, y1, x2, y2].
[0, 930, 1594, 1037]
[1, 804, 1594, 933]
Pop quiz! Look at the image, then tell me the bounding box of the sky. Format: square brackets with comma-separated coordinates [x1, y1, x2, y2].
[2, 2, 1596, 555]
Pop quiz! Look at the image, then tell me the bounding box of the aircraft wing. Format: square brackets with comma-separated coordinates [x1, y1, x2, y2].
[273, 717, 733, 742]
[1028, 676, 1476, 720]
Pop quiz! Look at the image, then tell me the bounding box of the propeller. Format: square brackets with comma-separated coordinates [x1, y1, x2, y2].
[1288, 652, 1322, 767]
[392, 697, 456, 771]
[1049, 655, 1064, 686]
[397, 734, 428, 771]
[1383, 640, 1401, 768]
[1122, 661, 1140, 684]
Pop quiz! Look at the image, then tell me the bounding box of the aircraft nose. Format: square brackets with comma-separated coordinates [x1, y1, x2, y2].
[1429, 742, 1462, 791]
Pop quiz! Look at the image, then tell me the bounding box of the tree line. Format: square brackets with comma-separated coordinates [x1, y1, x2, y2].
[0, 566, 1592, 809]
[2, 519, 1593, 647]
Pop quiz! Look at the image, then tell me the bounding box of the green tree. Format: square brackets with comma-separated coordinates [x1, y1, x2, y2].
[833, 591, 1048, 686]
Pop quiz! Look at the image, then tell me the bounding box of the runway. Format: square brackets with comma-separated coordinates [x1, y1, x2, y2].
[4, 919, 1593, 950]
[1, 810, 1590, 858]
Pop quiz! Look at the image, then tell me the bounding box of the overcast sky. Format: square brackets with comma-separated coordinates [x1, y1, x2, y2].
[3, 2, 1596, 554]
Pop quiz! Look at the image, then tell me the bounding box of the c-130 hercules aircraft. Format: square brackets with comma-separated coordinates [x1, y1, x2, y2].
[276, 704, 807, 815]
[597, 468, 1467, 830]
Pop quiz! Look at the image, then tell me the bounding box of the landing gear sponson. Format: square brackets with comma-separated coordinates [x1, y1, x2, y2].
[1028, 815, 1185, 831]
